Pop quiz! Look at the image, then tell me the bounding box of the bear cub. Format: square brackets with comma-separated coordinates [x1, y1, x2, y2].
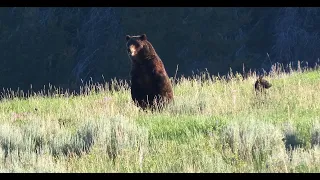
[254, 75, 272, 94]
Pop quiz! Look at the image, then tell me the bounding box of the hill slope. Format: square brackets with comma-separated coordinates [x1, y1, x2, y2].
[0, 68, 320, 172]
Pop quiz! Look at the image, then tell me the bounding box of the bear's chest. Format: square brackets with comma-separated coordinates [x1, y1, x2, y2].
[132, 66, 154, 86]
[136, 72, 152, 86]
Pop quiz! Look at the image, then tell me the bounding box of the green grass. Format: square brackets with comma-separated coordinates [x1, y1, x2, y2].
[0, 65, 320, 173]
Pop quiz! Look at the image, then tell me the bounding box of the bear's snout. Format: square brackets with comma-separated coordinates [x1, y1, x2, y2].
[129, 45, 137, 56]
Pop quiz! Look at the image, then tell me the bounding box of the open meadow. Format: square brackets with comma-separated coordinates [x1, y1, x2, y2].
[0, 64, 320, 173]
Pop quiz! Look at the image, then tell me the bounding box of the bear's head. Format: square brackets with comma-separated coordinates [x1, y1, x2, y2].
[125, 34, 155, 61]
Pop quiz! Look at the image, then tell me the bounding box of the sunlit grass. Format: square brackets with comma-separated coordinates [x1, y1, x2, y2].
[0, 63, 320, 172]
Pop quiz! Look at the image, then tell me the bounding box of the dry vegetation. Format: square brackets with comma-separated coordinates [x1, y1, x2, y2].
[0, 63, 320, 172]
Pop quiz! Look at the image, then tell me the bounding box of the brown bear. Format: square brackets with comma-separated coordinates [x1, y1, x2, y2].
[125, 34, 174, 111]
[254, 75, 272, 94]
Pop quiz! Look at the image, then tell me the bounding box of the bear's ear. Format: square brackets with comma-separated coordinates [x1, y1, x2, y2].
[126, 35, 131, 41]
[258, 75, 264, 80]
[140, 34, 147, 41]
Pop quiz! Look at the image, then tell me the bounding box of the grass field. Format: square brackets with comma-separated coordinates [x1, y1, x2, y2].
[0, 64, 320, 173]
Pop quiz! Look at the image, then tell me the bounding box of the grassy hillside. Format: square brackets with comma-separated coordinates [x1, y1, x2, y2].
[0, 66, 320, 173]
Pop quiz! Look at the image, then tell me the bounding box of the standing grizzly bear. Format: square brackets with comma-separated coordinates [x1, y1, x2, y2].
[254, 75, 272, 95]
[125, 34, 173, 111]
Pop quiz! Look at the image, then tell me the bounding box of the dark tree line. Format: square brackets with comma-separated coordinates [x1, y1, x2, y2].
[0, 7, 319, 93]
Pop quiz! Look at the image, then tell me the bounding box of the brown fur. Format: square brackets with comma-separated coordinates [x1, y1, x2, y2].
[125, 34, 173, 111]
[254, 75, 272, 94]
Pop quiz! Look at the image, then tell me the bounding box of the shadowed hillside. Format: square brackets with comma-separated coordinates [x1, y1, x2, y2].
[1, 7, 320, 93]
